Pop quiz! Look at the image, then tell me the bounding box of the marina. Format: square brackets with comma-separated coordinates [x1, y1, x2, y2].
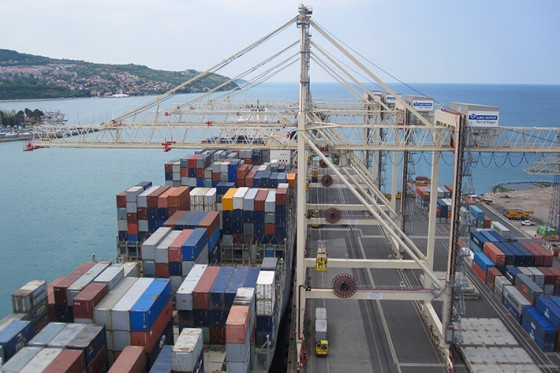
[1, 5, 560, 373]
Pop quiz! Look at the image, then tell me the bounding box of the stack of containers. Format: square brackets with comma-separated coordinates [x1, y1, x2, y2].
[470, 231, 491, 252]
[208, 267, 234, 344]
[502, 285, 532, 323]
[73, 283, 109, 324]
[154, 231, 182, 278]
[522, 242, 554, 267]
[469, 205, 485, 228]
[494, 276, 511, 298]
[514, 273, 544, 304]
[180, 228, 210, 276]
[256, 269, 276, 347]
[108, 345, 146, 373]
[137, 186, 164, 240]
[536, 297, 560, 351]
[146, 186, 170, 233]
[141, 227, 171, 277]
[172, 328, 204, 373]
[126, 185, 147, 243]
[415, 185, 429, 208]
[164, 160, 181, 187]
[0, 319, 34, 363]
[190, 188, 210, 212]
[176, 265, 208, 331]
[193, 266, 220, 341]
[486, 268, 502, 290]
[203, 188, 217, 212]
[521, 307, 557, 352]
[235, 164, 252, 187]
[274, 185, 288, 244]
[472, 252, 495, 283]
[264, 191, 277, 246]
[52, 262, 96, 323]
[225, 304, 254, 372]
[66, 261, 112, 307]
[11, 280, 48, 334]
[129, 278, 174, 365]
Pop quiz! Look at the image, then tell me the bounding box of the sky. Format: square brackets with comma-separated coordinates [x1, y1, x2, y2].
[1, 0, 559, 84]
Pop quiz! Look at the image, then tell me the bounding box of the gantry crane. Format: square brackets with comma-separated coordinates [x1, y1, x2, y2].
[27, 5, 560, 372]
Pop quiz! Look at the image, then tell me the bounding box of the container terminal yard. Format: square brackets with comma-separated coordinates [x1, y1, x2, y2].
[2, 5, 560, 373]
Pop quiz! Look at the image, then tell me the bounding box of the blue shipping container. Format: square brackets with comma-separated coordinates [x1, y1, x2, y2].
[470, 231, 488, 251]
[169, 262, 182, 277]
[208, 228, 220, 251]
[0, 320, 34, 362]
[469, 205, 484, 220]
[182, 228, 208, 261]
[521, 307, 557, 351]
[225, 268, 249, 309]
[479, 230, 498, 243]
[244, 267, 261, 288]
[513, 243, 535, 267]
[474, 252, 495, 273]
[130, 278, 172, 332]
[502, 294, 523, 324]
[187, 211, 207, 229]
[487, 230, 507, 243]
[536, 297, 560, 330]
[209, 267, 234, 310]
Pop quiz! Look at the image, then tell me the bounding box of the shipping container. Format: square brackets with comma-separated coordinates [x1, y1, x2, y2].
[494, 276, 511, 299]
[73, 283, 109, 320]
[19, 348, 63, 373]
[535, 296, 560, 330]
[176, 265, 208, 311]
[514, 273, 544, 304]
[130, 278, 171, 332]
[210, 267, 235, 310]
[482, 242, 506, 267]
[54, 262, 96, 305]
[0, 320, 33, 362]
[94, 265, 125, 291]
[473, 252, 495, 273]
[521, 306, 557, 352]
[256, 271, 275, 300]
[12, 280, 47, 315]
[130, 300, 173, 353]
[172, 328, 203, 373]
[108, 345, 146, 373]
[182, 228, 208, 261]
[141, 228, 171, 261]
[111, 278, 153, 332]
[155, 231, 182, 264]
[148, 344, 172, 373]
[0, 346, 42, 372]
[502, 285, 532, 324]
[193, 266, 220, 310]
[66, 324, 106, 367]
[93, 277, 138, 330]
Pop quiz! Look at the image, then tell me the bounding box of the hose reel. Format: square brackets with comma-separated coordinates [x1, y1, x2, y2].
[321, 174, 333, 187]
[325, 208, 340, 224]
[332, 274, 357, 298]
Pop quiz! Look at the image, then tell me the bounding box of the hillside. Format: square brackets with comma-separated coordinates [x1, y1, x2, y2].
[0, 49, 237, 100]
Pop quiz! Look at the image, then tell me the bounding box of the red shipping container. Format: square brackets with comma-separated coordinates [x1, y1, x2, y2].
[137, 208, 148, 221]
[193, 266, 220, 309]
[127, 213, 138, 224]
[180, 167, 188, 177]
[73, 283, 109, 320]
[209, 326, 226, 345]
[521, 243, 543, 267]
[87, 345, 108, 373]
[198, 212, 220, 237]
[48, 277, 65, 320]
[164, 162, 173, 173]
[164, 211, 187, 228]
[108, 346, 146, 373]
[131, 300, 173, 352]
[275, 188, 288, 205]
[195, 168, 204, 178]
[127, 224, 138, 235]
[548, 267, 560, 286]
[482, 242, 506, 266]
[254, 190, 268, 211]
[44, 349, 86, 373]
[526, 242, 553, 267]
[245, 171, 256, 188]
[212, 172, 221, 182]
[116, 191, 127, 208]
[147, 186, 169, 208]
[472, 261, 486, 283]
[169, 230, 193, 262]
[54, 262, 96, 305]
[538, 267, 555, 285]
[188, 154, 201, 169]
[236, 178, 245, 188]
[168, 187, 190, 209]
[157, 188, 175, 208]
[264, 223, 276, 235]
[483, 218, 491, 229]
[226, 305, 250, 344]
[155, 263, 170, 278]
[486, 267, 502, 289]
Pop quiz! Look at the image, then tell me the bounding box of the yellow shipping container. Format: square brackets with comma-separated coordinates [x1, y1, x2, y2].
[222, 188, 238, 211]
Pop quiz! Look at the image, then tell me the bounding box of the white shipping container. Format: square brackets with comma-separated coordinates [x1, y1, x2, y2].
[111, 278, 153, 331]
[265, 191, 276, 213]
[117, 219, 127, 232]
[11, 280, 47, 314]
[141, 227, 172, 261]
[112, 330, 131, 351]
[155, 230, 181, 264]
[0, 346, 42, 372]
[233, 187, 249, 210]
[494, 276, 510, 298]
[172, 328, 203, 372]
[126, 202, 137, 213]
[256, 271, 275, 300]
[48, 323, 85, 348]
[19, 348, 63, 373]
[256, 298, 275, 316]
[315, 307, 327, 321]
[94, 265, 125, 291]
[503, 285, 531, 315]
[233, 287, 255, 309]
[126, 186, 144, 202]
[527, 267, 544, 287]
[196, 188, 210, 206]
[28, 322, 66, 347]
[204, 188, 217, 207]
[67, 261, 111, 305]
[122, 262, 140, 277]
[176, 265, 208, 311]
[138, 220, 149, 232]
[277, 182, 289, 189]
[93, 277, 137, 329]
[137, 186, 160, 208]
[243, 188, 258, 211]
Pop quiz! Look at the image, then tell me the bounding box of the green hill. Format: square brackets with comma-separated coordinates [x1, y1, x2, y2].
[0, 49, 237, 100]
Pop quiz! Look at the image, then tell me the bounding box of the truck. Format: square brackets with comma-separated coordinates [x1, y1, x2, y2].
[504, 209, 533, 220]
[315, 307, 329, 356]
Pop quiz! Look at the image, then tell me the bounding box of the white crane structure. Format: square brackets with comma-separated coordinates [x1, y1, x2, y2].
[28, 5, 560, 372]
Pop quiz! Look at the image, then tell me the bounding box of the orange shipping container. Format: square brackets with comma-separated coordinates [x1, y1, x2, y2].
[486, 267, 502, 289]
[287, 172, 296, 188]
[108, 346, 146, 373]
[193, 266, 221, 309]
[472, 261, 486, 283]
[225, 305, 251, 344]
[157, 188, 175, 208]
[147, 186, 170, 208]
[483, 242, 506, 266]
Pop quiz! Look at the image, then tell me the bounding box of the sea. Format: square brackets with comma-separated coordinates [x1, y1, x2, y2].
[0, 82, 559, 317]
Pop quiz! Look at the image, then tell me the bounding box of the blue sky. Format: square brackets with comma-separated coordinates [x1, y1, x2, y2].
[1, 0, 559, 84]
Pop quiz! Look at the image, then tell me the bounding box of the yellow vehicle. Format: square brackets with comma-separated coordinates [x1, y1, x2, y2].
[311, 167, 319, 183]
[315, 307, 328, 356]
[311, 209, 320, 228]
[315, 241, 327, 272]
[505, 209, 533, 220]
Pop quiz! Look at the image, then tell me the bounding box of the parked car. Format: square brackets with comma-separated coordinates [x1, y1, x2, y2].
[521, 220, 535, 226]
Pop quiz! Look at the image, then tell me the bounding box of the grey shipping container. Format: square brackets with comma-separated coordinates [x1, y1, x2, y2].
[19, 348, 62, 373]
[93, 277, 138, 329]
[111, 278, 153, 331]
[94, 265, 125, 291]
[47, 323, 85, 348]
[28, 322, 67, 347]
[0, 346, 42, 372]
[11, 280, 47, 314]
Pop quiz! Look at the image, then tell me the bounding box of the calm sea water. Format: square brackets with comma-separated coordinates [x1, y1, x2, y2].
[0, 83, 559, 317]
